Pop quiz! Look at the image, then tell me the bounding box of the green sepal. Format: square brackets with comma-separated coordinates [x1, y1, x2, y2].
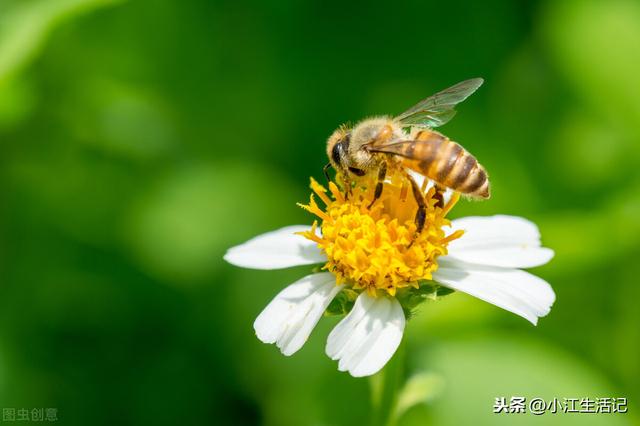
[324, 288, 358, 317]
[310, 264, 325, 274]
[396, 280, 456, 320]
[435, 285, 455, 297]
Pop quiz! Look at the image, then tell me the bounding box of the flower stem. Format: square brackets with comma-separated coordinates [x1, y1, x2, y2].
[371, 340, 405, 426]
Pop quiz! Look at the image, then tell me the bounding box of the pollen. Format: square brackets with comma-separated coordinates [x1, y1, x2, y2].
[298, 169, 463, 297]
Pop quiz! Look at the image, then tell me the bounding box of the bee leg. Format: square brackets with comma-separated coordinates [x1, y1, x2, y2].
[433, 183, 446, 209]
[323, 162, 332, 184]
[343, 167, 364, 200]
[408, 174, 427, 247]
[399, 180, 408, 202]
[367, 161, 387, 209]
[342, 175, 353, 200]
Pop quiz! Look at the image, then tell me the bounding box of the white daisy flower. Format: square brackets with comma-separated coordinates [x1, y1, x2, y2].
[224, 172, 554, 377]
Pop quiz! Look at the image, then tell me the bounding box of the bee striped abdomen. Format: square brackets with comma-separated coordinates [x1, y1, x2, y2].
[410, 130, 490, 198]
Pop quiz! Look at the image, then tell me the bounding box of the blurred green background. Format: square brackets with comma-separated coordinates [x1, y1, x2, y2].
[1, 0, 639, 425]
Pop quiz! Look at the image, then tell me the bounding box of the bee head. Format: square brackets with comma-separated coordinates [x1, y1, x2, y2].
[326, 127, 352, 172]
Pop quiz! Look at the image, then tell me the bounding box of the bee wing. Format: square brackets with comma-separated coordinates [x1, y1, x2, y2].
[395, 78, 483, 128]
[369, 140, 426, 159]
[369, 137, 443, 173]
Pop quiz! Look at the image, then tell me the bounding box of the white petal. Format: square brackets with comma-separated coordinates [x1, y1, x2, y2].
[441, 188, 454, 206]
[445, 215, 554, 268]
[224, 225, 326, 269]
[254, 273, 342, 356]
[433, 259, 556, 325]
[326, 293, 405, 377]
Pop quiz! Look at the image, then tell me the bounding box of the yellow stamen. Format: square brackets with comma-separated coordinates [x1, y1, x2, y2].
[310, 179, 332, 206]
[441, 229, 465, 245]
[299, 170, 463, 296]
[443, 192, 461, 216]
[297, 194, 331, 222]
[297, 220, 324, 245]
[328, 181, 345, 203]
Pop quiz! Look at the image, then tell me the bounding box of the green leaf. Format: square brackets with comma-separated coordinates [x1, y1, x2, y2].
[394, 372, 445, 420]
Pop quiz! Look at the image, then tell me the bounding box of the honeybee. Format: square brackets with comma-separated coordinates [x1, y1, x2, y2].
[325, 78, 489, 235]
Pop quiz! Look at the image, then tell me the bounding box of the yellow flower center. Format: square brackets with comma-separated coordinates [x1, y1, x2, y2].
[298, 168, 463, 297]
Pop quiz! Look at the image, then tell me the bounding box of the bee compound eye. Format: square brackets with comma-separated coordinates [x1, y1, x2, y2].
[331, 140, 344, 165]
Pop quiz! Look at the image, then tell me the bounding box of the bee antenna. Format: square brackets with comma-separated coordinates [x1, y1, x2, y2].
[323, 163, 332, 184]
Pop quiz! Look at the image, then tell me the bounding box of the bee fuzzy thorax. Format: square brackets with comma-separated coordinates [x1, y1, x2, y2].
[350, 117, 403, 149]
